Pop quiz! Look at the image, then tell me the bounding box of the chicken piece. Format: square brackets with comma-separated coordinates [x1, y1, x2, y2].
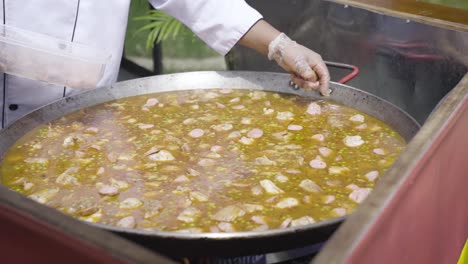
[177, 197, 193, 208]
[255, 156, 277, 165]
[373, 148, 387, 155]
[370, 125, 382, 132]
[23, 182, 34, 191]
[251, 185, 263, 196]
[242, 204, 264, 213]
[98, 185, 119, 196]
[177, 207, 201, 223]
[326, 179, 342, 187]
[309, 158, 327, 169]
[105, 152, 118, 163]
[174, 175, 190, 183]
[211, 123, 233, 131]
[62, 135, 84, 148]
[272, 131, 292, 141]
[344, 135, 365, 147]
[290, 216, 316, 227]
[332, 208, 347, 217]
[219, 88, 233, 94]
[328, 166, 350, 175]
[324, 195, 336, 204]
[210, 226, 220, 232]
[275, 198, 299, 209]
[188, 128, 205, 138]
[138, 124, 154, 130]
[288, 124, 303, 131]
[232, 105, 245, 110]
[120, 198, 143, 209]
[349, 188, 372, 203]
[81, 209, 102, 223]
[144, 146, 159, 156]
[211, 205, 246, 222]
[280, 218, 292, 228]
[56, 167, 80, 186]
[183, 118, 196, 125]
[250, 91, 267, 100]
[189, 191, 209, 202]
[276, 111, 294, 120]
[251, 216, 267, 225]
[84, 127, 99, 134]
[318, 147, 332, 157]
[28, 188, 59, 204]
[349, 114, 365, 122]
[218, 222, 235, 232]
[110, 178, 129, 190]
[275, 174, 289, 183]
[284, 144, 302, 150]
[176, 228, 203, 233]
[346, 184, 360, 191]
[299, 179, 323, 193]
[198, 158, 216, 167]
[24, 158, 49, 164]
[203, 91, 219, 99]
[239, 136, 254, 145]
[260, 180, 284, 194]
[187, 168, 201, 177]
[241, 117, 252, 124]
[266, 196, 280, 203]
[228, 131, 242, 139]
[247, 128, 263, 138]
[75, 151, 86, 158]
[263, 108, 275, 115]
[306, 102, 321, 115]
[147, 150, 175, 161]
[143, 98, 159, 108]
[365, 171, 379, 182]
[252, 224, 269, 231]
[143, 200, 163, 219]
[117, 216, 136, 229]
[74, 199, 99, 217]
[311, 134, 325, 141]
[356, 123, 368, 130]
[31, 143, 43, 150]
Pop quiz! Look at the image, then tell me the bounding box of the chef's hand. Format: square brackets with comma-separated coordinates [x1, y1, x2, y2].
[268, 33, 330, 96]
[239, 20, 330, 96]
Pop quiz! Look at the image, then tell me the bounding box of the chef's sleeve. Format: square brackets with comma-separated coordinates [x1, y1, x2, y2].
[148, 0, 263, 56]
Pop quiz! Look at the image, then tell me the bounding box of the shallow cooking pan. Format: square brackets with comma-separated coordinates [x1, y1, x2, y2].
[0, 71, 420, 257]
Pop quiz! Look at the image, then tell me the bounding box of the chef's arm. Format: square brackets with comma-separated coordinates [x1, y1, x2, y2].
[149, 0, 329, 95]
[239, 20, 330, 95]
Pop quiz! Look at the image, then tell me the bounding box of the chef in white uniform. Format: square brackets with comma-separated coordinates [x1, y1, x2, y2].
[0, 0, 330, 128]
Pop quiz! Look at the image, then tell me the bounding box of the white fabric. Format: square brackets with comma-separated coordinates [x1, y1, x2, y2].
[0, 0, 262, 128]
[150, 0, 262, 56]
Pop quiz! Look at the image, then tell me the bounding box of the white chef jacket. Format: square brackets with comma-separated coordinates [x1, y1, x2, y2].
[0, 0, 262, 128]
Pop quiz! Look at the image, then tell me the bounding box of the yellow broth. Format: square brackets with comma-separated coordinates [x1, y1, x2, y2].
[0, 89, 405, 233]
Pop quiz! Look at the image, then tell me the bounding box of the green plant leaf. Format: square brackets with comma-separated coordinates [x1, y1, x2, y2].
[135, 10, 188, 49]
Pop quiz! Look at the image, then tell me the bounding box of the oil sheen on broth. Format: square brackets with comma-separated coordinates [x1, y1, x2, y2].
[0, 89, 405, 233]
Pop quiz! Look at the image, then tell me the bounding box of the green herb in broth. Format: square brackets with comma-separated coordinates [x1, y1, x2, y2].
[0, 89, 405, 233]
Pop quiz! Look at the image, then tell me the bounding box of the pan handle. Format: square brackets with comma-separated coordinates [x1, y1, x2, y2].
[288, 61, 359, 93]
[325, 61, 360, 84]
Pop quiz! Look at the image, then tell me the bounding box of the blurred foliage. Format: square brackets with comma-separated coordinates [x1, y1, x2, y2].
[125, 0, 218, 59]
[134, 10, 186, 50]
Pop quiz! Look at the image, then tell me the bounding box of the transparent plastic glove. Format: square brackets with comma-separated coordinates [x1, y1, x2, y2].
[268, 33, 331, 96]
